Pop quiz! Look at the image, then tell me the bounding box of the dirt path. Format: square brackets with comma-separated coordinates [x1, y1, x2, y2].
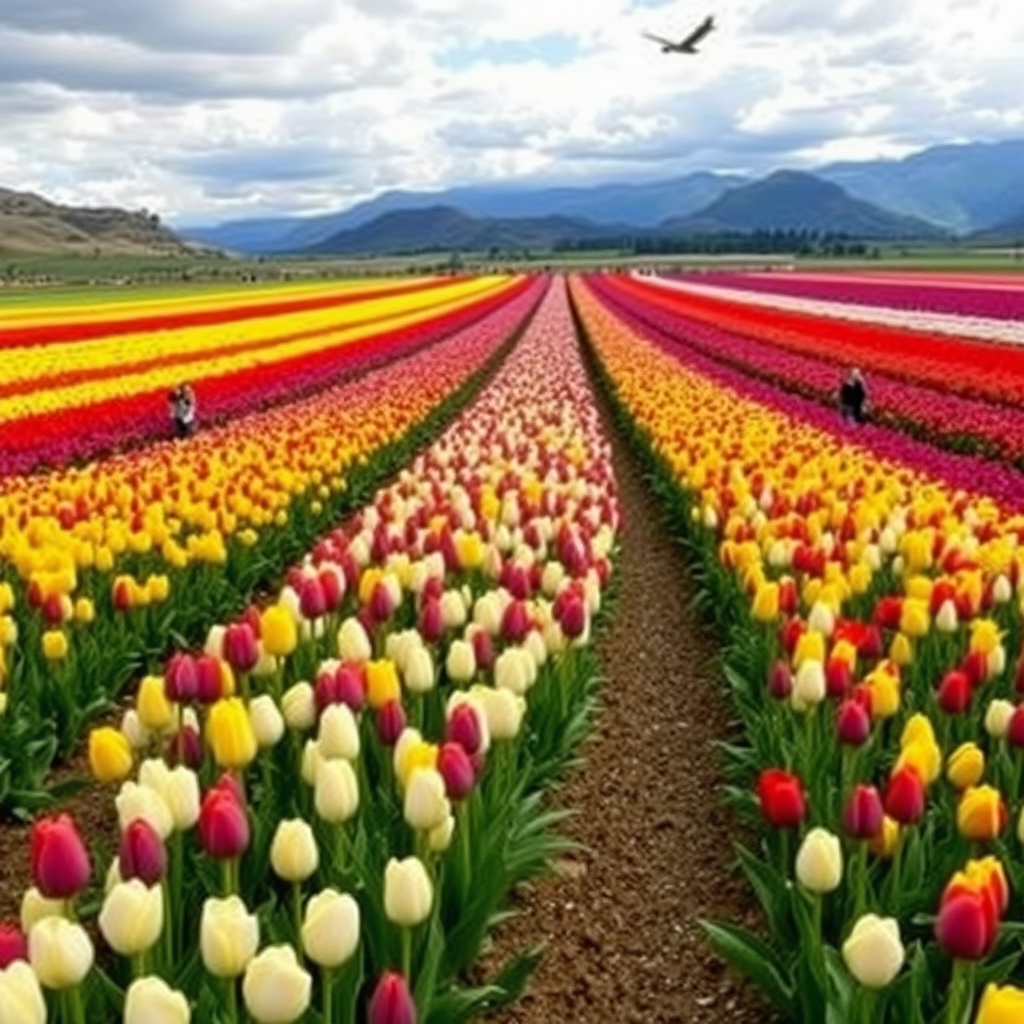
[484, 354, 773, 1024]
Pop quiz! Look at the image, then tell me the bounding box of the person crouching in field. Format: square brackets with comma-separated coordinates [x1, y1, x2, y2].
[838, 368, 869, 424]
[168, 383, 197, 438]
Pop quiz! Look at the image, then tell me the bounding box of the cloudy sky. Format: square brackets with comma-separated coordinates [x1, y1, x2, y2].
[0, 0, 1021, 225]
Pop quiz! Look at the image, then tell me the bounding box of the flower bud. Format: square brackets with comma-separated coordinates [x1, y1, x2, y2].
[242, 945, 312, 1024]
[795, 827, 843, 894]
[841, 914, 905, 988]
[124, 976, 191, 1024]
[367, 971, 417, 1024]
[302, 889, 360, 968]
[314, 759, 360, 824]
[384, 857, 433, 928]
[200, 896, 259, 978]
[119, 819, 167, 885]
[270, 820, 319, 883]
[30, 814, 91, 900]
[28, 917, 94, 989]
[98, 879, 164, 956]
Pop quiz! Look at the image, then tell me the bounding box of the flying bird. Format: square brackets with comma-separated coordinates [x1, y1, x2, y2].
[642, 14, 715, 53]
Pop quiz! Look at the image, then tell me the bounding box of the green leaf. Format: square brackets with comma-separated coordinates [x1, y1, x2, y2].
[700, 918, 795, 1018]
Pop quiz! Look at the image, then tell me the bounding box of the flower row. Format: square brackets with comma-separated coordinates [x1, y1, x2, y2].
[569, 272, 1024, 1022]
[0, 276, 620, 1023]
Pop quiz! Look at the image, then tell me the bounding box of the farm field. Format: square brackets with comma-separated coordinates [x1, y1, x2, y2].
[3, 266, 1024, 1023]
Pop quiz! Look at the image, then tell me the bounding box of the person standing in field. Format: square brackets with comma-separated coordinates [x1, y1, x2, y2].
[169, 383, 198, 438]
[838, 368, 869, 424]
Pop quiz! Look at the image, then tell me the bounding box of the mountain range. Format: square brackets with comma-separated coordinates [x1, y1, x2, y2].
[0, 186, 195, 256]
[180, 138, 1024, 255]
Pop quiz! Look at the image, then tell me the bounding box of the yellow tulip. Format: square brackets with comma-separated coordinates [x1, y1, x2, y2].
[88, 726, 134, 783]
[206, 698, 258, 770]
[793, 629, 826, 669]
[867, 815, 901, 859]
[957, 785, 1007, 842]
[898, 598, 930, 639]
[947, 742, 986, 791]
[751, 581, 779, 622]
[73, 597, 95, 624]
[895, 738, 942, 787]
[975, 983, 1024, 1024]
[970, 619, 1003, 657]
[136, 675, 175, 734]
[41, 630, 68, 661]
[260, 605, 297, 658]
[365, 658, 401, 710]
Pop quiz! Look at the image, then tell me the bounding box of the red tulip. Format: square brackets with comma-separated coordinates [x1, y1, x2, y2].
[780, 617, 805, 656]
[119, 819, 167, 885]
[825, 657, 851, 699]
[166, 724, 203, 769]
[883, 766, 926, 825]
[299, 577, 327, 620]
[198, 783, 249, 860]
[368, 971, 417, 1024]
[836, 698, 871, 746]
[195, 654, 225, 704]
[223, 622, 259, 673]
[936, 670, 972, 715]
[376, 700, 406, 746]
[1015, 657, 1024, 695]
[1007, 707, 1024, 749]
[437, 742, 475, 800]
[470, 630, 494, 671]
[558, 595, 587, 640]
[501, 600, 532, 644]
[318, 568, 343, 612]
[334, 663, 367, 713]
[873, 596, 903, 631]
[756, 769, 806, 828]
[962, 650, 990, 687]
[112, 577, 133, 612]
[446, 703, 485, 755]
[31, 814, 91, 899]
[935, 890, 997, 960]
[369, 580, 397, 623]
[778, 578, 798, 616]
[768, 660, 793, 700]
[419, 598, 444, 643]
[843, 784, 884, 840]
[0, 923, 27, 967]
[164, 652, 198, 703]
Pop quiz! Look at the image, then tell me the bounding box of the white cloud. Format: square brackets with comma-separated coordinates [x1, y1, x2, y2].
[0, 0, 1021, 222]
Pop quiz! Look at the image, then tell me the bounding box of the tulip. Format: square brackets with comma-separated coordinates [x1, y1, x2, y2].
[195, 655, 227, 704]
[884, 766, 926, 825]
[843, 785, 884, 840]
[0, 960, 46, 1024]
[957, 786, 1007, 842]
[28, 917, 94, 988]
[260, 605, 298, 659]
[338, 617, 372, 663]
[41, 629, 68, 661]
[404, 767, 452, 832]
[984, 699, 1015, 739]
[30, 814, 91, 900]
[164, 653, 198, 704]
[402, 645, 435, 694]
[947, 742, 986, 792]
[242, 945, 312, 1024]
[270, 820, 319, 883]
[756, 769, 806, 829]
[198, 784, 250, 861]
[200, 896, 259, 978]
[377, 700, 407, 745]
[248, 695, 285, 750]
[19, 888, 64, 936]
[935, 889, 996, 960]
[437, 742, 476, 800]
[124, 976, 191, 1024]
[207, 698, 258, 770]
[140, 762, 201, 832]
[1007, 707, 1024, 749]
[314, 758, 360, 824]
[836, 698, 871, 746]
[795, 827, 843, 894]
[137, 675, 176, 734]
[282, 682, 317, 731]
[384, 857, 433, 928]
[119, 819, 167, 885]
[368, 971, 417, 1024]
[975, 983, 1024, 1024]
[841, 914, 905, 988]
[166, 724, 203, 770]
[88, 726, 134, 784]
[471, 685, 523, 740]
[0, 924, 27, 968]
[302, 889, 360, 968]
[446, 702, 488, 755]
[224, 622, 259, 673]
[751, 581, 779, 622]
[98, 879, 164, 957]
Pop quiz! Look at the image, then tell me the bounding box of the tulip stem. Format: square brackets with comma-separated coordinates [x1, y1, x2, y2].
[859, 988, 876, 1024]
[224, 977, 239, 1024]
[401, 926, 413, 980]
[322, 967, 334, 1023]
[946, 958, 970, 1024]
[64, 988, 87, 1024]
[854, 842, 869, 918]
[293, 882, 304, 949]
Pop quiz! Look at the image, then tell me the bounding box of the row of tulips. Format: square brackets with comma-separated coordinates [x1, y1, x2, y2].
[587, 274, 1024, 468]
[0, 275, 620, 1023]
[568, 272, 1024, 1022]
[615, 272, 1024, 406]
[0, 281, 545, 815]
[685, 270, 1024, 323]
[0, 276, 529, 475]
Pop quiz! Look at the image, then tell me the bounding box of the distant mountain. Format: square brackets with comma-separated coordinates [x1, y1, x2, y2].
[970, 205, 1024, 242]
[306, 205, 636, 256]
[0, 186, 192, 256]
[183, 172, 747, 254]
[816, 139, 1024, 233]
[663, 171, 947, 239]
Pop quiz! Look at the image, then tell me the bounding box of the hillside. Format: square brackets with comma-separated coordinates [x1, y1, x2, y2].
[305, 205, 633, 256]
[970, 205, 1024, 242]
[663, 171, 947, 239]
[0, 186, 191, 256]
[183, 172, 748, 254]
[817, 139, 1024, 233]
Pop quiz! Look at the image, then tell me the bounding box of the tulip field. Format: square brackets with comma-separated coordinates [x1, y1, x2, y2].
[3, 264, 1024, 1022]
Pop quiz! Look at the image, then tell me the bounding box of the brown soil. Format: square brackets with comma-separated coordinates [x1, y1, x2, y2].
[479, 376, 775, 1023]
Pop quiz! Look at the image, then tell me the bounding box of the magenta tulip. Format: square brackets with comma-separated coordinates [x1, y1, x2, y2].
[164, 652, 198, 703]
[223, 622, 259, 673]
[119, 819, 167, 885]
[30, 813, 91, 899]
[437, 742, 476, 800]
[0, 923, 27, 967]
[368, 971, 417, 1024]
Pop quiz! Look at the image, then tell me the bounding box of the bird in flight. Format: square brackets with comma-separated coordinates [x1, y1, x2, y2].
[642, 14, 715, 53]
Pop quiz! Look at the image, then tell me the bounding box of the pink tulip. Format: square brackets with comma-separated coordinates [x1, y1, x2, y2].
[368, 971, 417, 1024]
[300, 578, 327, 620]
[0, 923, 27, 967]
[30, 813, 91, 899]
[224, 622, 259, 673]
[437, 742, 475, 800]
[446, 704, 485, 755]
[167, 724, 204, 769]
[842, 784, 884, 840]
[836, 699, 871, 746]
[376, 700, 406, 746]
[198, 782, 250, 860]
[196, 655, 225, 704]
[165, 652, 198, 703]
[119, 819, 167, 885]
[768, 661, 793, 700]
